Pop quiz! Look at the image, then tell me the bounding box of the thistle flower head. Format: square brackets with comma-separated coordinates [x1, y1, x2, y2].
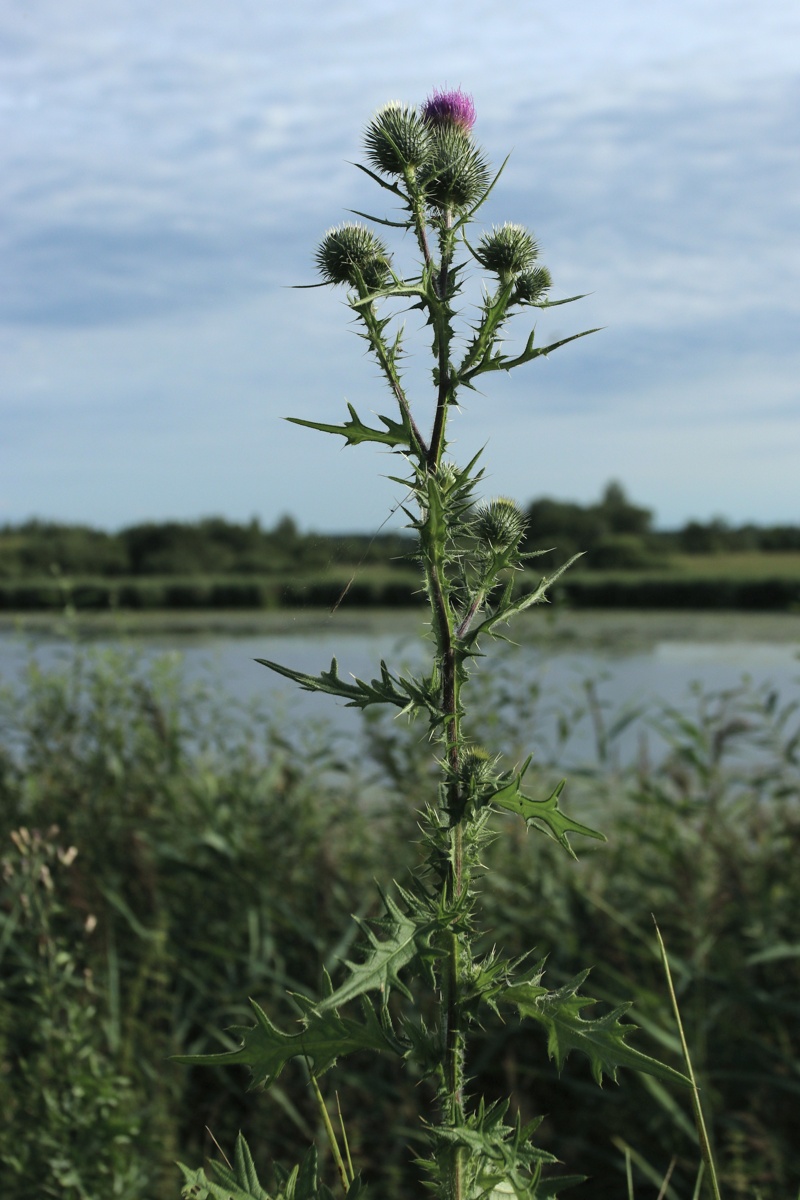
[473, 497, 527, 552]
[474, 224, 539, 284]
[457, 746, 496, 808]
[458, 746, 493, 785]
[364, 102, 431, 177]
[422, 87, 477, 132]
[419, 126, 490, 211]
[514, 264, 553, 305]
[436, 461, 458, 493]
[315, 223, 392, 291]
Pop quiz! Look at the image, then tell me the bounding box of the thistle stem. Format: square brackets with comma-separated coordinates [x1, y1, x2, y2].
[359, 298, 429, 458]
[427, 210, 454, 471]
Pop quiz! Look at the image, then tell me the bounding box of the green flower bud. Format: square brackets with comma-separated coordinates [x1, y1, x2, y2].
[364, 103, 431, 177]
[436, 461, 458, 492]
[473, 498, 527, 551]
[315, 224, 392, 291]
[514, 264, 552, 305]
[457, 747, 494, 797]
[474, 223, 538, 283]
[419, 126, 490, 211]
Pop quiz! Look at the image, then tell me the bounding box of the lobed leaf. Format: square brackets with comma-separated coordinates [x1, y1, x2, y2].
[179, 1138, 347, 1200]
[316, 887, 443, 1013]
[488, 758, 604, 857]
[173, 994, 398, 1090]
[257, 655, 441, 718]
[504, 970, 691, 1088]
[286, 403, 410, 449]
[462, 327, 600, 382]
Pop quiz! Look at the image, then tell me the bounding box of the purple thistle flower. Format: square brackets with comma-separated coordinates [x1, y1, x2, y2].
[421, 87, 476, 132]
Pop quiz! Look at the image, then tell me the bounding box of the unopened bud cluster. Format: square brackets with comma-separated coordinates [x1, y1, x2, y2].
[360, 89, 489, 212]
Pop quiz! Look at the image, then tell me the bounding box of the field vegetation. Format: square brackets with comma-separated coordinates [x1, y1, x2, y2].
[1, 484, 799, 612]
[1, 645, 798, 1197]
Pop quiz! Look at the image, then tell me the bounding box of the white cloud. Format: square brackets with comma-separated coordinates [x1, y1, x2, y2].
[1, 0, 798, 525]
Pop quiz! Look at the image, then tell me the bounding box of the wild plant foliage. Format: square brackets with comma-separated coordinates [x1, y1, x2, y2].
[177, 90, 690, 1199]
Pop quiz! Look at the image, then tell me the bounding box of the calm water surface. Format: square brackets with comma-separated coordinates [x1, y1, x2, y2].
[1, 610, 798, 765]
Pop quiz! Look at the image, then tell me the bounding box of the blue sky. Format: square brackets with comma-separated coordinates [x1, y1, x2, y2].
[2, 0, 798, 532]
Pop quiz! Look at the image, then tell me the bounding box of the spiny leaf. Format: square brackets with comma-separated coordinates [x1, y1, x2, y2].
[488, 758, 604, 857]
[349, 280, 430, 308]
[530, 293, 589, 308]
[347, 207, 412, 229]
[350, 159, 406, 196]
[504, 970, 691, 1088]
[463, 554, 584, 646]
[180, 1140, 345, 1200]
[256, 655, 441, 718]
[173, 994, 398, 1090]
[462, 327, 600, 382]
[178, 1141, 269, 1199]
[317, 887, 443, 1013]
[286, 403, 410, 449]
[428, 1099, 565, 1200]
[192, 1133, 272, 1200]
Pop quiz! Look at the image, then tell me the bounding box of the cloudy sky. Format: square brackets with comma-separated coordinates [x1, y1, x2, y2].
[2, 0, 798, 532]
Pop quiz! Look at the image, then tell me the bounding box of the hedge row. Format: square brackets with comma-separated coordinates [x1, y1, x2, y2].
[0, 574, 422, 612]
[0, 572, 798, 612]
[557, 574, 800, 611]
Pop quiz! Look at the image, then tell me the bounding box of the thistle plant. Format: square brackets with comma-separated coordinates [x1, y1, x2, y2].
[177, 90, 690, 1199]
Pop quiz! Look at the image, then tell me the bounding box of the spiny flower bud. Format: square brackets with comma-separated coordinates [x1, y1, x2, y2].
[364, 103, 431, 177]
[419, 126, 490, 211]
[436, 461, 458, 492]
[473, 498, 527, 551]
[458, 746, 494, 795]
[474, 223, 539, 283]
[513, 264, 553, 305]
[315, 224, 392, 291]
[421, 88, 477, 133]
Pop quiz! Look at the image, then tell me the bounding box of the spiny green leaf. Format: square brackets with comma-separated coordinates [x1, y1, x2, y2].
[488, 758, 604, 857]
[350, 159, 406, 197]
[347, 207, 412, 229]
[349, 280, 430, 308]
[286, 403, 410, 448]
[531, 293, 589, 308]
[462, 327, 600, 382]
[256, 655, 440, 718]
[178, 1163, 220, 1199]
[178, 1142, 269, 1199]
[173, 994, 398, 1090]
[179, 1140, 344, 1200]
[463, 554, 584, 646]
[428, 1099, 561, 1200]
[183, 1133, 271, 1200]
[317, 887, 443, 1013]
[504, 970, 691, 1088]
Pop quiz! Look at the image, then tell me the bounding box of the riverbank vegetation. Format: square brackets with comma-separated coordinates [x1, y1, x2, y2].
[1, 647, 798, 1197]
[2, 485, 799, 612]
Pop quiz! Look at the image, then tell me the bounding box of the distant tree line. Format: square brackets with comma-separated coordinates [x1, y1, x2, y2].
[1, 485, 798, 581]
[0, 515, 415, 580]
[523, 481, 800, 567]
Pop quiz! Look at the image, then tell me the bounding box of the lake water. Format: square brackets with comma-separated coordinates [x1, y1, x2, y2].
[2, 609, 798, 767]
